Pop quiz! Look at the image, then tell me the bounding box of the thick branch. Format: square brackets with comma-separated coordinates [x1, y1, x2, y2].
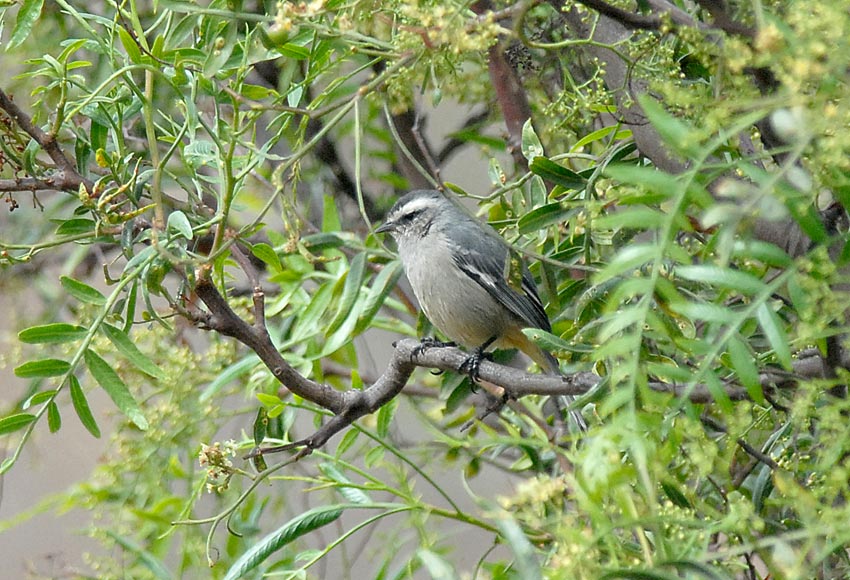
[193, 277, 346, 414]
[190, 262, 834, 459]
[393, 338, 826, 404]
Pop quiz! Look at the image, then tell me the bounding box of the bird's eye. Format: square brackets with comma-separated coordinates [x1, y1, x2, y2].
[397, 208, 424, 224]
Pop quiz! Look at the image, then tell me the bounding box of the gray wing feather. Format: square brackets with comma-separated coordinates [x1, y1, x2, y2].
[450, 223, 551, 332]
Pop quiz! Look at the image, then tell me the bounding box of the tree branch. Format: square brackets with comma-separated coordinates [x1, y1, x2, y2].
[0, 87, 94, 193]
[186, 246, 838, 460]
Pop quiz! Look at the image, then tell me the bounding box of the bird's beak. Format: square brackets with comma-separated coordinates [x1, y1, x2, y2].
[375, 221, 394, 234]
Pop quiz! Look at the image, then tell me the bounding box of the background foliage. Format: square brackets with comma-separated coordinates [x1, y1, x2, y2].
[1, 0, 849, 578]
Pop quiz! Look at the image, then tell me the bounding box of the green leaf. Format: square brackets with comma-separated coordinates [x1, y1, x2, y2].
[84, 349, 148, 430]
[251, 242, 282, 272]
[731, 240, 792, 268]
[18, 323, 87, 344]
[675, 265, 767, 295]
[417, 549, 456, 580]
[253, 406, 268, 447]
[105, 530, 173, 580]
[54, 218, 96, 236]
[354, 260, 403, 335]
[517, 202, 573, 234]
[443, 375, 472, 414]
[594, 243, 657, 284]
[47, 401, 61, 433]
[292, 282, 334, 342]
[8, 0, 44, 48]
[222, 505, 344, 580]
[69, 375, 101, 438]
[660, 481, 692, 509]
[529, 157, 586, 190]
[319, 463, 372, 504]
[100, 323, 166, 380]
[0, 413, 37, 435]
[572, 125, 616, 151]
[604, 165, 681, 199]
[60, 276, 106, 305]
[376, 397, 399, 438]
[117, 26, 143, 64]
[200, 355, 259, 402]
[669, 301, 737, 325]
[497, 517, 543, 580]
[520, 119, 544, 162]
[14, 358, 71, 378]
[756, 303, 793, 371]
[326, 252, 367, 336]
[335, 428, 360, 457]
[166, 210, 193, 239]
[594, 207, 666, 231]
[785, 198, 828, 243]
[637, 94, 701, 158]
[727, 336, 765, 403]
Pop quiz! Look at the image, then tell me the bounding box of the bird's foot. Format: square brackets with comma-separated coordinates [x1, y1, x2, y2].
[412, 337, 456, 357]
[458, 348, 494, 384]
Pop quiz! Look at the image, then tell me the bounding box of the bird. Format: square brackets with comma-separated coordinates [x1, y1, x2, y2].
[375, 189, 585, 429]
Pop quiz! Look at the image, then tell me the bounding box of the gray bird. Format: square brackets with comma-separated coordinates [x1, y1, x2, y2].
[376, 189, 585, 428]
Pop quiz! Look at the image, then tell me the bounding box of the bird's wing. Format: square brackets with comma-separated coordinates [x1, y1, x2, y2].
[451, 229, 552, 332]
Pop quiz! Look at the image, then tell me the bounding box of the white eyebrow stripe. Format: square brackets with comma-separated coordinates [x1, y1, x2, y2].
[392, 196, 436, 218]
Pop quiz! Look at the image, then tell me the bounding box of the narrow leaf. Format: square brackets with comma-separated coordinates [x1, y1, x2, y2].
[675, 265, 767, 295]
[594, 243, 656, 284]
[253, 406, 268, 447]
[605, 165, 680, 199]
[19, 323, 87, 344]
[0, 413, 37, 435]
[101, 323, 166, 380]
[251, 242, 282, 272]
[637, 94, 701, 157]
[319, 463, 372, 504]
[47, 401, 61, 433]
[105, 531, 173, 580]
[376, 397, 399, 438]
[326, 252, 367, 336]
[84, 349, 148, 430]
[517, 202, 574, 234]
[69, 375, 101, 438]
[15, 358, 71, 378]
[727, 336, 765, 403]
[756, 303, 793, 370]
[200, 355, 259, 402]
[497, 517, 543, 580]
[529, 157, 586, 190]
[60, 276, 106, 305]
[354, 260, 403, 335]
[222, 505, 344, 580]
[117, 26, 143, 64]
[8, 0, 44, 48]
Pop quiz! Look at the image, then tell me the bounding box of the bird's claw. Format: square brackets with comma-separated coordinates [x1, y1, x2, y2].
[458, 350, 493, 383]
[412, 337, 456, 357]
